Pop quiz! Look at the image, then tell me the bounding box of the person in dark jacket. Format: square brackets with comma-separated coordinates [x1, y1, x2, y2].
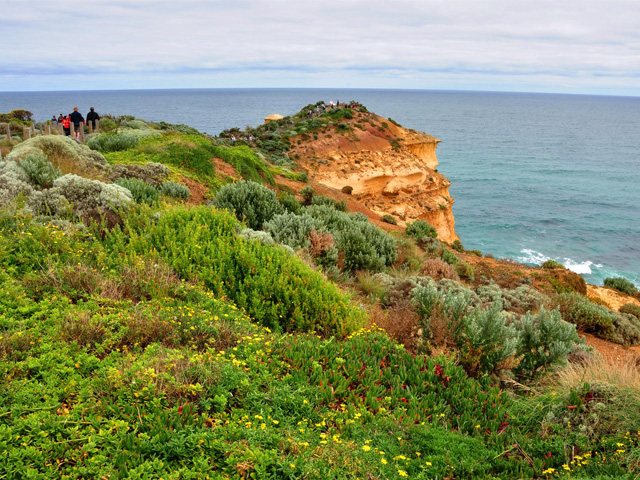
[69, 107, 84, 139]
[86, 107, 100, 130]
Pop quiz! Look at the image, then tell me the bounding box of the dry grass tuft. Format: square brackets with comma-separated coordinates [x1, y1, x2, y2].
[555, 356, 640, 392]
[308, 229, 334, 257]
[369, 300, 421, 351]
[421, 257, 460, 281]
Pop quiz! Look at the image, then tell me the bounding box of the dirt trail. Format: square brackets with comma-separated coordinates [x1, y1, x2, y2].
[586, 284, 640, 311]
[583, 333, 640, 363]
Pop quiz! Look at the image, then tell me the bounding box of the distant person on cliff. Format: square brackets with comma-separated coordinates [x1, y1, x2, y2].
[51, 114, 57, 123]
[61, 116, 71, 136]
[69, 107, 84, 139]
[57, 114, 64, 123]
[86, 107, 100, 130]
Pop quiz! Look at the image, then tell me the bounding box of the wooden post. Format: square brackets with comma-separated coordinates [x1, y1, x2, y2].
[45, 122, 51, 135]
[31, 124, 35, 137]
[70, 123, 75, 138]
[95, 119, 99, 131]
[5, 124, 10, 138]
[79, 124, 85, 143]
[23, 126, 31, 140]
[58, 123, 63, 134]
[88, 122, 93, 134]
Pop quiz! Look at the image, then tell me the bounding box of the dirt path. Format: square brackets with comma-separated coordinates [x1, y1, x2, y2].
[583, 333, 640, 363]
[586, 284, 640, 311]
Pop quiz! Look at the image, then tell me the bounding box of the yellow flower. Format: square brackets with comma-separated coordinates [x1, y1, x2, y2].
[362, 445, 371, 452]
[381, 458, 387, 465]
[398, 470, 408, 477]
[425, 462, 432, 466]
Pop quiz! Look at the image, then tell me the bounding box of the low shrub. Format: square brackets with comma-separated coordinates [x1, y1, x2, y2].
[457, 302, 517, 376]
[121, 206, 364, 335]
[604, 276, 638, 295]
[46, 174, 133, 217]
[311, 195, 347, 212]
[606, 313, 640, 346]
[381, 214, 397, 225]
[87, 133, 139, 152]
[19, 152, 61, 188]
[108, 162, 169, 187]
[620, 303, 640, 319]
[0, 160, 34, 206]
[300, 185, 314, 205]
[451, 239, 465, 252]
[210, 144, 274, 185]
[160, 180, 190, 199]
[7, 135, 109, 178]
[550, 292, 616, 336]
[307, 229, 338, 269]
[455, 261, 475, 281]
[440, 247, 459, 265]
[513, 308, 582, 380]
[337, 221, 397, 273]
[279, 192, 301, 214]
[406, 220, 437, 243]
[116, 177, 160, 205]
[542, 259, 564, 269]
[263, 212, 319, 249]
[420, 258, 459, 281]
[213, 180, 283, 230]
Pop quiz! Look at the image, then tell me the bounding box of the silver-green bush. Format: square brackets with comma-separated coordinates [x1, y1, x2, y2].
[19, 153, 61, 188]
[115, 177, 160, 205]
[514, 308, 582, 380]
[263, 212, 320, 250]
[160, 181, 190, 199]
[0, 160, 34, 206]
[49, 174, 133, 217]
[213, 180, 284, 230]
[86, 133, 139, 153]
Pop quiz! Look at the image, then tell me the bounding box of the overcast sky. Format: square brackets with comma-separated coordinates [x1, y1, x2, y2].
[2, 0, 639, 95]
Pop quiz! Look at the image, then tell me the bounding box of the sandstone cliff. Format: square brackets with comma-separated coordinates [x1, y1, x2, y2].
[288, 110, 459, 243]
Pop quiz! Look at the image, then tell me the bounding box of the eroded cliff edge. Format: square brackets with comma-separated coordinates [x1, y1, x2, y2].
[288, 110, 459, 243]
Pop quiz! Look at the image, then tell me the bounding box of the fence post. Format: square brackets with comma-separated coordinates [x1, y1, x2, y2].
[58, 123, 63, 134]
[88, 122, 93, 134]
[31, 124, 35, 137]
[45, 122, 51, 135]
[70, 123, 75, 138]
[80, 124, 85, 143]
[5, 124, 10, 138]
[23, 126, 31, 140]
[95, 119, 99, 131]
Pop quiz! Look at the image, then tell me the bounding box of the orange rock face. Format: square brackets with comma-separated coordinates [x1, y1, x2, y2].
[289, 111, 459, 243]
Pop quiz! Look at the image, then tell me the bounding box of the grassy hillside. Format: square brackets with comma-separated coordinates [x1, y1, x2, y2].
[0, 110, 639, 479]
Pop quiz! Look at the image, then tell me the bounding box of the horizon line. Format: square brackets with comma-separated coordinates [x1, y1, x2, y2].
[1, 86, 639, 100]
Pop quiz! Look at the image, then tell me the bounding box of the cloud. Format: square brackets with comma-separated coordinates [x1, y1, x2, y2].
[2, 0, 639, 94]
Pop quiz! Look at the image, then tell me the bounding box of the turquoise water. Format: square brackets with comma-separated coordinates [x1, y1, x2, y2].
[1, 88, 638, 286]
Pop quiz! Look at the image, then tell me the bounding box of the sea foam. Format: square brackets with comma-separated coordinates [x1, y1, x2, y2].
[517, 249, 602, 275]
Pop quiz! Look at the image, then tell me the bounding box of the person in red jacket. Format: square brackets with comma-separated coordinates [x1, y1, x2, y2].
[62, 116, 71, 136]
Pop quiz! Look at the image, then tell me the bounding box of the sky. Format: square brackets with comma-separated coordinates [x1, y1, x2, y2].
[2, 0, 640, 95]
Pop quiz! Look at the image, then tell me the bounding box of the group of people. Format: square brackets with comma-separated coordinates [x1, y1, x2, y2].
[306, 100, 362, 118]
[51, 107, 100, 139]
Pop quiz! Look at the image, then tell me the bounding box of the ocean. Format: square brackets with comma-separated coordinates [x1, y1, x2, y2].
[1, 88, 638, 287]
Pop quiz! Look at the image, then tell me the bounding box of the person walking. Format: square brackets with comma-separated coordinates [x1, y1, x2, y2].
[86, 107, 100, 130]
[69, 107, 84, 140]
[62, 115, 71, 136]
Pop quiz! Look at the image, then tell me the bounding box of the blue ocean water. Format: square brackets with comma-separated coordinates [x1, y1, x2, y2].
[1, 88, 638, 287]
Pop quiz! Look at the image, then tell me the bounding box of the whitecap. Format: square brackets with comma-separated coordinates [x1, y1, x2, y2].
[517, 249, 551, 265]
[562, 259, 602, 275]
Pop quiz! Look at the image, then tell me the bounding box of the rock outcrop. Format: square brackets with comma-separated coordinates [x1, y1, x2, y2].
[289, 111, 459, 243]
